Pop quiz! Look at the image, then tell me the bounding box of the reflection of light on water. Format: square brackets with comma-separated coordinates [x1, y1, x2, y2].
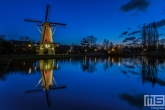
[118, 58, 121, 66]
[29, 67, 31, 74]
[108, 57, 110, 61]
[85, 56, 87, 62]
[112, 58, 114, 63]
[144, 57, 146, 63]
[94, 57, 97, 63]
[70, 58, 72, 62]
[23, 62, 25, 66]
[57, 63, 58, 69]
[34, 66, 37, 71]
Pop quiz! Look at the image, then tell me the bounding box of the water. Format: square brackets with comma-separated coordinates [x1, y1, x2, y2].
[0, 57, 165, 110]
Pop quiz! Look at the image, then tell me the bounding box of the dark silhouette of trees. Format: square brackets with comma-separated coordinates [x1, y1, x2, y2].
[159, 39, 165, 51]
[55, 44, 70, 54]
[103, 39, 109, 50]
[80, 36, 97, 52]
[80, 38, 89, 51]
[142, 22, 159, 51]
[0, 34, 13, 55]
[85, 35, 97, 49]
[109, 42, 113, 50]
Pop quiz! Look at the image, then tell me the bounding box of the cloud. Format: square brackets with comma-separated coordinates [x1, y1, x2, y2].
[146, 19, 165, 28]
[122, 37, 136, 43]
[122, 40, 127, 42]
[156, 19, 165, 28]
[125, 36, 136, 41]
[128, 30, 141, 36]
[120, 0, 150, 12]
[121, 31, 128, 35]
[127, 27, 131, 30]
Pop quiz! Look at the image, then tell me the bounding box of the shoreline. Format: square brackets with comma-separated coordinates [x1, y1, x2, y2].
[1, 52, 165, 62]
[0, 54, 109, 62]
[0, 53, 130, 62]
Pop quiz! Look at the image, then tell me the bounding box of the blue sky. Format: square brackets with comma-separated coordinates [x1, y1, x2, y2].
[0, 0, 165, 45]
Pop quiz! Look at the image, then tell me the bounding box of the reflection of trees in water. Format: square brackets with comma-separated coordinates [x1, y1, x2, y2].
[102, 57, 120, 70]
[79, 57, 121, 73]
[141, 57, 158, 87]
[158, 59, 165, 70]
[80, 57, 97, 73]
[0, 61, 35, 80]
[0, 61, 37, 81]
[0, 60, 60, 81]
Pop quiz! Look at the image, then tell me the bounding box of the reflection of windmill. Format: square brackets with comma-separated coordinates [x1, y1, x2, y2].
[24, 4, 66, 55]
[25, 59, 66, 106]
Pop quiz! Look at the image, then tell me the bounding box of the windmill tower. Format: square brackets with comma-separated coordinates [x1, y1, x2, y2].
[24, 4, 66, 55]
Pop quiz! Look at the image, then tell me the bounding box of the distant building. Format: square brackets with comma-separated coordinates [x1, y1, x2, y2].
[10, 39, 59, 54]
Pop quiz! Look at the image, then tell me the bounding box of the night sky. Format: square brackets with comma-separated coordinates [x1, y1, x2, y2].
[0, 0, 165, 45]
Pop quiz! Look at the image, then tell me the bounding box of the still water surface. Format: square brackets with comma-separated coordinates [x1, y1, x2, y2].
[0, 57, 165, 110]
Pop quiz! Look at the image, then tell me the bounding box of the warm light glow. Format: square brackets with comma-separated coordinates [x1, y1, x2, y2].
[45, 44, 50, 48]
[39, 60, 55, 90]
[29, 67, 31, 74]
[94, 49, 97, 51]
[85, 49, 87, 52]
[112, 58, 114, 63]
[111, 48, 115, 51]
[94, 57, 97, 63]
[29, 44, 31, 47]
[57, 63, 59, 69]
[34, 66, 37, 71]
[108, 51, 110, 53]
[108, 56, 110, 61]
[85, 56, 87, 62]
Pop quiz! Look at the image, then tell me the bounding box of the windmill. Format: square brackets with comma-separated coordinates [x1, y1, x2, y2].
[25, 59, 66, 106]
[24, 4, 66, 55]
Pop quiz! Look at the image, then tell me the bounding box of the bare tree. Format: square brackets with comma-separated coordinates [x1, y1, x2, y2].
[142, 25, 147, 48]
[142, 22, 159, 51]
[86, 35, 97, 49]
[103, 39, 109, 50]
[80, 38, 89, 49]
[109, 42, 113, 49]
